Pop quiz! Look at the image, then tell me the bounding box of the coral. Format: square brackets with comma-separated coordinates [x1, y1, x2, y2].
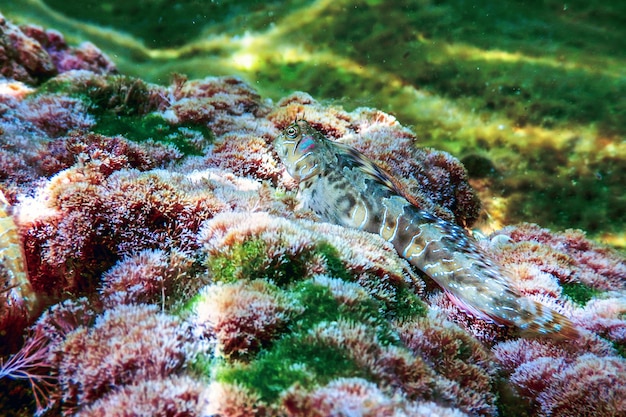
[36, 132, 183, 177]
[492, 223, 626, 291]
[305, 320, 435, 400]
[202, 382, 268, 417]
[194, 211, 494, 414]
[18, 93, 95, 137]
[100, 248, 197, 308]
[75, 375, 207, 417]
[19, 167, 224, 297]
[165, 76, 267, 131]
[494, 338, 626, 417]
[213, 301, 491, 415]
[18, 24, 116, 76]
[0, 13, 115, 85]
[574, 296, 626, 345]
[200, 123, 289, 187]
[282, 377, 470, 417]
[0, 80, 51, 191]
[192, 280, 301, 358]
[0, 75, 178, 192]
[395, 311, 498, 416]
[478, 224, 626, 346]
[54, 304, 192, 413]
[0, 13, 56, 84]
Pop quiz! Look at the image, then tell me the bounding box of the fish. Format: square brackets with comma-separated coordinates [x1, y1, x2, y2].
[274, 119, 579, 339]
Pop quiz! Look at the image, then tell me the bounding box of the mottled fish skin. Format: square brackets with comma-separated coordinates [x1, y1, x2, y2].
[275, 120, 579, 339]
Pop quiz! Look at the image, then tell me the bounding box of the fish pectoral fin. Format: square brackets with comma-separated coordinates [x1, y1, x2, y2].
[443, 290, 506, 326]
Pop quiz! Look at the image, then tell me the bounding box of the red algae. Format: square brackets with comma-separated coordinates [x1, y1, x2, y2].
[0, 13, 115, 84]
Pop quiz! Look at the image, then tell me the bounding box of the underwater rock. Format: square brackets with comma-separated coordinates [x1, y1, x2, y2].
[0, 13, 624, 417]
[0, 13, 115, 84]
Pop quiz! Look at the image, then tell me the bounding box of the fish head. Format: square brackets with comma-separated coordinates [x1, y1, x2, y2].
[274, 120, 326, 182]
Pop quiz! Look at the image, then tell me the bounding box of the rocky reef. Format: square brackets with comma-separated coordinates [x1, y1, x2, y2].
[1, 13, 625, 417]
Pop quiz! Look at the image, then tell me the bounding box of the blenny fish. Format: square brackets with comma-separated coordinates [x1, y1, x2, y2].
[274, 120, 579, 339]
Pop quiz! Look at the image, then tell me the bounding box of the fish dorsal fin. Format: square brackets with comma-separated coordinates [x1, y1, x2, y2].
[333, 141, 421, 205]
[333, 141, 401, 192]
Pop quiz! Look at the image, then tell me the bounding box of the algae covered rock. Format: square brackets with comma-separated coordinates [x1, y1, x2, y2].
[0, 12, 624, 417]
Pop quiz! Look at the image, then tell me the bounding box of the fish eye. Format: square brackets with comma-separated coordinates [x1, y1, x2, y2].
[285, 124, 300, 138]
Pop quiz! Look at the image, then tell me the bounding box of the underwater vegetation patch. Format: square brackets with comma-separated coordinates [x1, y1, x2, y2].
[36, 74, 156, 115]
[314, 241, 352, 282]
[206, 238, 310, 286]
[207, 239, 353, 287]
[506, 171, 626, 236]
[207, 279, 401, 403]
[216, 334, 367, 403]
[561, 282, 603, 306]
[92, 112, 212, 156]
[34, 74, 213, 155]
[613, 341, 626, 359]
[205, 235, 427, 321]
[41, 0, 293, 48]
[290, 281, 400, 343]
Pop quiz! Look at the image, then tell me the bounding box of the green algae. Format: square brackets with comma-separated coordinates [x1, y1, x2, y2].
[84, 77, 154, 116]
[315, 241, 352, 282]
[187, 270, 422, 402]
[206, 237, 427, 322]
[289, 282, 344, 332]
[613, 341, 626, 359]
[32, 74, 213, 154]
[217, 335, 366, 403]
[34, 78, 76, 96]
[390, 285, 428, 320]
[207, 239, 351, 286]
[206, 238, 312, 286]
[561, 282, 602, 306]
[212, 280, 395, 402]
[36, 74, 157, 115]
[92, 112, 211, 156]
[291, 281, 398, 344]
[207, 238, 271, 283]
[185, 281, 382, 402]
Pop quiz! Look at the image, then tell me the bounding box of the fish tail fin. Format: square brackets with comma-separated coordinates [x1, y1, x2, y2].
[515, 299, 580, 340]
